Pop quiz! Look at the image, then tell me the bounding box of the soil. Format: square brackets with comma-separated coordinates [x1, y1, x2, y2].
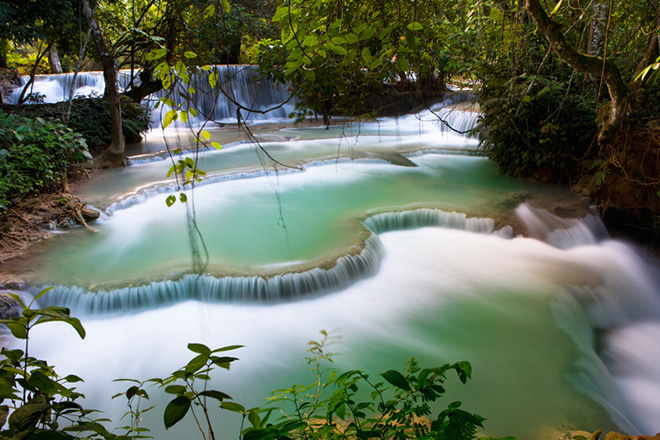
[0, 190, 100, 287]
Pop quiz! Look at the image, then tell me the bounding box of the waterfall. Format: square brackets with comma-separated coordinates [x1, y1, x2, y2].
[36, 209, 505, 314]
[363, 208, 496, 234]
[147, 65, 294, 125]
[6, 66, 296, 125]
[517, 203, 660, 434]
[37, 233, 384, 314]
[7, 71, 110, 104]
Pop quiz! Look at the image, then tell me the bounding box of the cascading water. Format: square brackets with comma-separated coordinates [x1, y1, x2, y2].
[3, 71, 660, 439]
[6, 66, 296, 126]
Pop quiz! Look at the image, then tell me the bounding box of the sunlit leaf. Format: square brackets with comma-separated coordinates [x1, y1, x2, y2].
[184, 51, 197, 59]
[211, 142, 222, 150]
[163, 109, 178, 129]
[550, 0, 564, 15]
[407, 21, 424, 31]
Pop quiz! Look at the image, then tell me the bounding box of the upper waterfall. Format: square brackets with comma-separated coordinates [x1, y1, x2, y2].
[6, 66, 297, 125]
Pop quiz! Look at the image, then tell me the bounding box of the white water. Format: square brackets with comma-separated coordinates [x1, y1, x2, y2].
[3, 75, 660, 438]
[7, 66, 296, 126]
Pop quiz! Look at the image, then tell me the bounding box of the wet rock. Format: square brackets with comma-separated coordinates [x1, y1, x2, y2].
[81, 206, 100, 222]
[0, 292, 21, 319]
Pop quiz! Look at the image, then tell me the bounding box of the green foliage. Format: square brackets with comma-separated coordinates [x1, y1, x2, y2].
[241, 331, 510, 440]
[258, 0, 453, 120]
[0, 110, 91, 212]
[0, 288, 125, 440]
[10, 97, 151, 153]
[479, 72, 598, 182]
[2, 297, 511, 440]
[147, 342, 243, 434]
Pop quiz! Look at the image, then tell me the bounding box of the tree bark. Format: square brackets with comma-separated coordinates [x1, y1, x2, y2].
[48, 44, 63, 73]
[80, 0, 125, 167]
[525, 0, 628, 146]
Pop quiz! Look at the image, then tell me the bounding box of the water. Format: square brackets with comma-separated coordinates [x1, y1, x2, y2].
[3, 75, 660, 439]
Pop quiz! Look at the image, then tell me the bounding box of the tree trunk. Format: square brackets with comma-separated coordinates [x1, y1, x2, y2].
[80, 0, 125, 167]
[48, 44, 63, 73]
[525, 0, 628, 146]
[18, 42, 52, 104]
[587, 2, 608, 57]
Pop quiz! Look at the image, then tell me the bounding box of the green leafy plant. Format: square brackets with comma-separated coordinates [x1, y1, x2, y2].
[0, 110, 92, 211]
[242, 330, 511, 440]
[0, 287, 124, 439]
[146, 342, 244, 439]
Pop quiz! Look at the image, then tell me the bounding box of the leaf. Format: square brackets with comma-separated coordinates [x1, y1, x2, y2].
[184, 51, 197, 59]
[29, 370, 57, 392]
[221, 0, 230, 13]
[304, 70, 316, 82]
[188, 343, 212, 356]
[163, 109, 178, 129]
[33, 286, 55, 303]
[453, 361, 472, 384]
[211, 142, 222, 150]
[179, 111, 189, 124]
[345, 33, 359, 44]
[166, 194, 176, 207]
[248, 410, 261, 429]
[361, 47, 372, 64]
[201, 130, 211, 140]
[165, 385, 187, 395]
[199, 390, 231, 401]
[164, 396, 191, 429]
[212, 345, 244, 353]
[209, 72, 218, 88]
[329, 45, 348, 56]
[550, 0, 564, 15]
[407, 21, 423, 31]
[381, 370, 411, 391]
[146, 48, 167, 61]
[33, 308, 85, 339]
[9, 402, 51, 432]
[6, 321, 27, 339]
[221, 401, 245, 414]
[5, 292, 27, 309]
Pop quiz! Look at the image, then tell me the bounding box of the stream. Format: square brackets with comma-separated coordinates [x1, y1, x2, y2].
[3, 69, 660, 439]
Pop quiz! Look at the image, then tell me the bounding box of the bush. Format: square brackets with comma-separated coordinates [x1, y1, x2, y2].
[0, 111, 91, 211]
[6, 97, 151, 155]
[478, 73, 598, 183]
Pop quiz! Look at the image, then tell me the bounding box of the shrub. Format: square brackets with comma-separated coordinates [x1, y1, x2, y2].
[0, 110, 91, 211]
[478, 73, 598, 183]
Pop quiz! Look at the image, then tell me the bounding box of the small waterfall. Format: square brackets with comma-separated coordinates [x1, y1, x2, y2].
[516, 203, 609, 248]
[38, 208, 507, 315]
[518, 203, 660, 434]
[38, 233, 384, 314]
[146, 65, 295, 126]
[6, 66, 296, 125]
[6, 71, 113, 104]
[363, 208, 495, 234]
